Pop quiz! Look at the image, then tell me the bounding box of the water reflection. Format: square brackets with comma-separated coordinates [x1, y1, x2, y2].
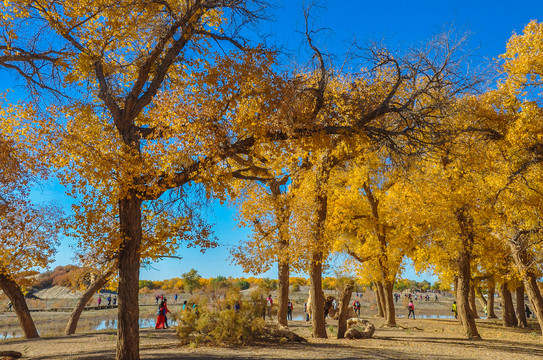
[95, 318, 177, 330]
[1, 318, 178, 340]
[397, 314, 456, 319]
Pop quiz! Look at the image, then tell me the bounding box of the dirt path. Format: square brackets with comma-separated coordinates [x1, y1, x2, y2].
[0, 317, 541, 359]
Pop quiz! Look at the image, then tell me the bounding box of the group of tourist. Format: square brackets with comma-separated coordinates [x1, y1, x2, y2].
[97, 294, 116, 307]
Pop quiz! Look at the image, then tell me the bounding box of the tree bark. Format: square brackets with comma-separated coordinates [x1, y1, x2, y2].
[116, 194, 142, 360]
[0, 273, 39, 338]
[337, 283, 354, 339]
[273, 183, 290, 328]
[487, 278, 497, 318]
[456, 254, 480, 339]
[309, 250, 327, 338]
[501, 282, 517, 327]
[308, 152, 332, 339]
[383, 281, 396, 326]
[375, 282, 385, 318]
[523, 274, 543, 332]
[469, 284, 479, 319]
[277, 260, 289, 326]
[508, 232, 543, 335]
[453, 277, 463, 325]
[65, 269, 114, 335]
[516, 285, 527, 328]
[455, 207, 480, 339]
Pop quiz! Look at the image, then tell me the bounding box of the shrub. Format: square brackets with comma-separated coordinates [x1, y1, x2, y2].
[260, 278, 277, 291]
[177, 288, 267, 346]
[235, 280, 250, 290]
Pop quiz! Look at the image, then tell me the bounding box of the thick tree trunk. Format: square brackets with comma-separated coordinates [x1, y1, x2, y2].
[0, 273, 39, 339]
[308, 153, 332, 339]
[65, 269, 114, 335]
[487, 278, 497, 318]
[457, 254, 480, 339]
[523, 274, 543, 332]
[508, 233, 543, 335]
[516, 285, 528, 328]
[383, 281, 396, 326]
[337, 283, 354, 339]
[501, 282, 517, 327]
[116, 195, 142, 360]
[309, 251, 327, 338]
[277, 260, 289, 326]
[455, 208, 480, 339]
[469, 284, 479, 319]
[375, 283, 385, 318]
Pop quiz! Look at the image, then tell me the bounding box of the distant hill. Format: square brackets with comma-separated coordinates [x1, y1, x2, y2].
[30, 285, 83, 300]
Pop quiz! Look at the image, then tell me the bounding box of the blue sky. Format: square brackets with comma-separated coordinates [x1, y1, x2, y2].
[16, 0, 543, 282]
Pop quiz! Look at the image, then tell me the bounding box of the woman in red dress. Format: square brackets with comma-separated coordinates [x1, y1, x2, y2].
[155, 299, 171, 329]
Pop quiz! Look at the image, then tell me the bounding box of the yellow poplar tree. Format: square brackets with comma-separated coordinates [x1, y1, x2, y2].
[2, 1, 278, 359]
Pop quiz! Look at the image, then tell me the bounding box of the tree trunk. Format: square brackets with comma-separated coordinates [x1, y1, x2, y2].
[456, 253, 480, 339]
[454, 277, 463, 325]
[508, 233, 543, 335]
[383, 281, 396, 326]
[308, 152, 332, 339]
[516, 285, 528, 328]
[455, 208, 480, 339]
[487, 278, 497, 318]
[271, 182, 290, 327]
[523, 274, 543, 333]
[116, 194, 142, 360]
[65, 269, 114, 335]
[375, 283, 385, 318]
[0, 273, 39, 338]
[277, 260, 289, 327]
[501, 282, 517, 327]
[309, 251, 327, 338]
[469, 284, 479, 319]
[476, 287, 487, 309]
[337, 283, 354, 339]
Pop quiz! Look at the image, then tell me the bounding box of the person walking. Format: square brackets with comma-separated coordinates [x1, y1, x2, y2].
[97, 295, 102, 307]
[525, 304, 532, 319]
[287, 300, 293, 321]
[155, 299, 171, 329]
[266, 295, 273, 319]
[408, 300, 415, 319]
[353, 300, 361, 317]
[452, 301, 458, 319]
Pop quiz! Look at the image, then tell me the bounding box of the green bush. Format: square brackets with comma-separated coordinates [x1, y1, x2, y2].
[235, 280, 250, 290]
[177, 288, 267, 346]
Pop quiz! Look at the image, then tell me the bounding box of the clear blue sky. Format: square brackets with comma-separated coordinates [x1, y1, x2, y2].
[17, 0, 543, 282]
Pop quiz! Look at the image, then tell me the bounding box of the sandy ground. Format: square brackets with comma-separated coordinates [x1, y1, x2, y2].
[1, 290, 541, 359]
[0, 316, 542, 360]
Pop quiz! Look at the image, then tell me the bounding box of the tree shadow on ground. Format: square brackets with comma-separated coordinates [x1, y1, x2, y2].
[377, 335, 543, 358]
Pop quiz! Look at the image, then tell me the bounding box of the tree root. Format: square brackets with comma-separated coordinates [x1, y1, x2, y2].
[0, 351, 22, 359]
[345, 318, 375, 339]
[268, 325, 308, 343]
